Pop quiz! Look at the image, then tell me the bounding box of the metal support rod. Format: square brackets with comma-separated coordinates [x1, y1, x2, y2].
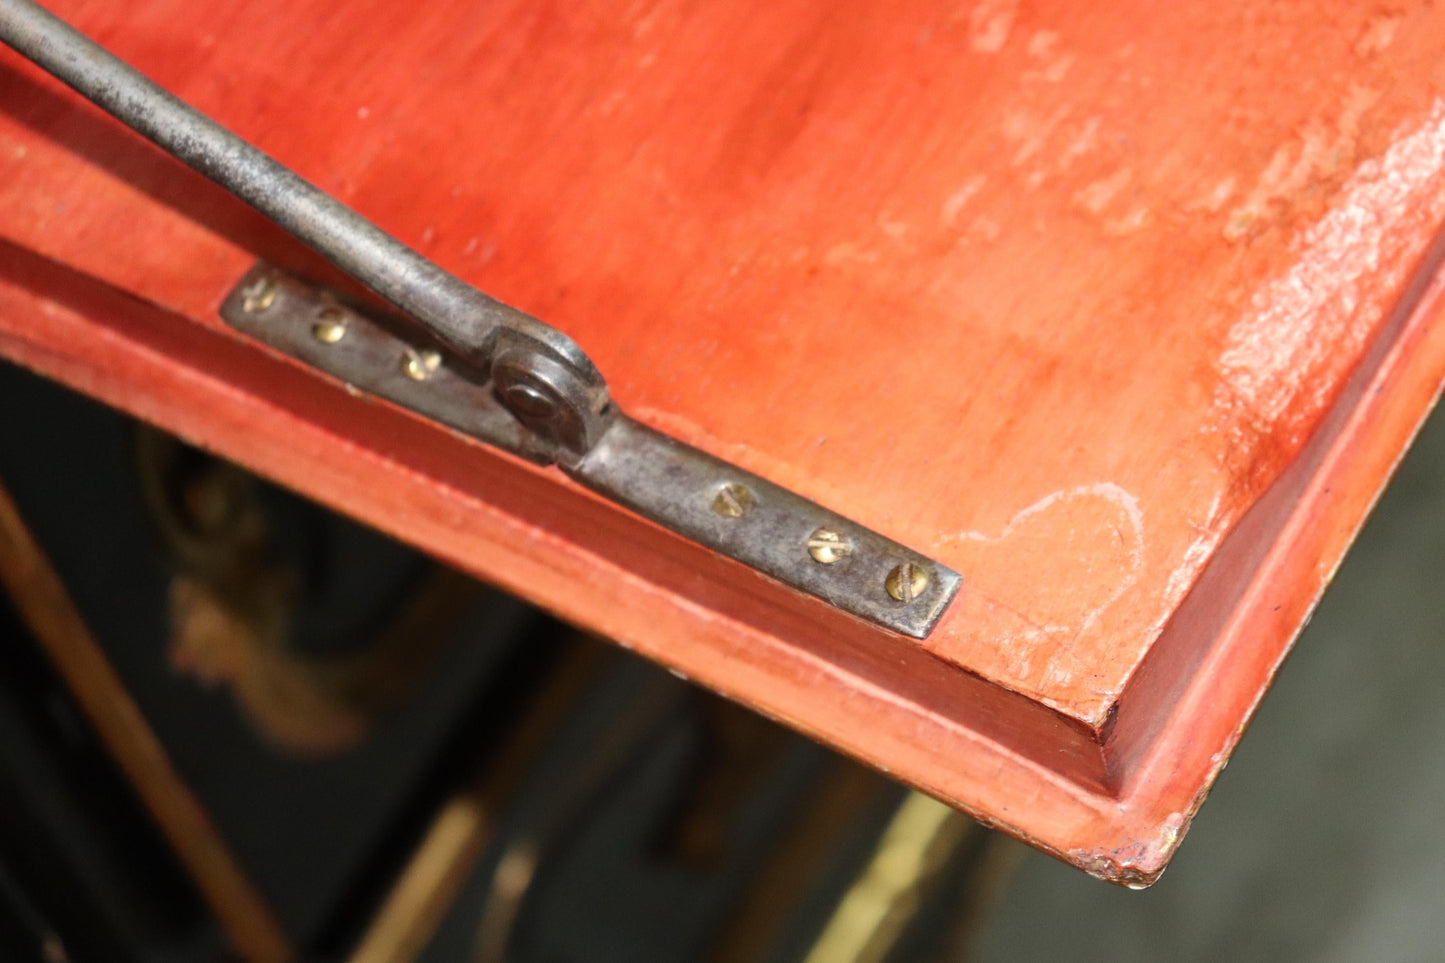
[3, 0, 964, 636]
[0, 0, 600, 384]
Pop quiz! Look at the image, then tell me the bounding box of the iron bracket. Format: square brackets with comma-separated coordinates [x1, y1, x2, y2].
[221, 266, 962, 638]
[1, 0, 962, 637]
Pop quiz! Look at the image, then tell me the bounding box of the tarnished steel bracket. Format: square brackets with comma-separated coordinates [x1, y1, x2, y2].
[221, 266, 962, 638]
[0, 0, 960, 635]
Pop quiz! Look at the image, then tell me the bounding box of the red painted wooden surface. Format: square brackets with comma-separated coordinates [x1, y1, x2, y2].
[3, 0, 1445, 883]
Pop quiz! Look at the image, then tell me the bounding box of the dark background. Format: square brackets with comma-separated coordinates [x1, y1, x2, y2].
[2, 352, 1444, 961]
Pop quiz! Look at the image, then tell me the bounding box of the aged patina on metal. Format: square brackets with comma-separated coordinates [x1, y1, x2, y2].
[0, 0, 961, 637]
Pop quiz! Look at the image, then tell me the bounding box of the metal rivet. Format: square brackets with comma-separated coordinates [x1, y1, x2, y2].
[807, 528, 851, 564]
[711, 483, 755, 518]
[402, 348, 442, 381]
[885, 563, 930, 602]
[311, 307, 347, 344]
[241, 276, 277, 313]
[500, 381, 558, 419]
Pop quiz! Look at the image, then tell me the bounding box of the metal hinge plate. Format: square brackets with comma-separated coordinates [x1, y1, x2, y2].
[221, 265, 962, 638]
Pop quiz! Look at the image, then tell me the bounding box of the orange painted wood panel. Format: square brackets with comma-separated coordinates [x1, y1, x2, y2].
[3, 0, 1445, 883]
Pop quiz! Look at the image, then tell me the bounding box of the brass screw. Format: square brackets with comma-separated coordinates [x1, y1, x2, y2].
[242, 276, 278, 313]
[807, 528, 851, 564]
[885, 563, 930, 602]
[402, 348, 442, 381]
[711, 483, 755, 518]
[311, 307, 347, 344]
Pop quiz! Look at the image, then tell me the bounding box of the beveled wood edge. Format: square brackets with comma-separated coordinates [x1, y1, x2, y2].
[2, 236, 1443, 885]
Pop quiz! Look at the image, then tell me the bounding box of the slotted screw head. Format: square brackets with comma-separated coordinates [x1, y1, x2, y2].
[402, 348, 442, 381]
[242, 276, 278, 313]
[311, 306, 347, 344]
[711, 483, 755, 518]
[885, 563, 930, 602]
[807, 528, 852, 564]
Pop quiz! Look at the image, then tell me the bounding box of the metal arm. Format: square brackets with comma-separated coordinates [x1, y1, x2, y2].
[0, 0, 962, 637]
[0, 0, 611, 453]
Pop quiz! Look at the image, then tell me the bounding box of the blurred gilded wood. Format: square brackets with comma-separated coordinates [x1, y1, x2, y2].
[805, 793, 975, 963]
[350, 639, 608, 963]
[709, 758, 888, 963]
[0, 478, 292, 963]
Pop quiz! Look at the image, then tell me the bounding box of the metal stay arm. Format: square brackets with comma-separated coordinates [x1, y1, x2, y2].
[0, 0, 605, 411]
[0, 0, 961, 637]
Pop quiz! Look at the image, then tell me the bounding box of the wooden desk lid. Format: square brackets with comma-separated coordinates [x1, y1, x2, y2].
[3, 0, 1445, 884]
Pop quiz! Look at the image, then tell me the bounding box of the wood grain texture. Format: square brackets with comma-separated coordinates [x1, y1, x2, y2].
[2, 0, 1444, 883]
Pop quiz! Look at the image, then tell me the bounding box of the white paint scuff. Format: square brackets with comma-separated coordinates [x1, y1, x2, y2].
[953, 482, 1146, 684]
[1218, 99, 1445, 425]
